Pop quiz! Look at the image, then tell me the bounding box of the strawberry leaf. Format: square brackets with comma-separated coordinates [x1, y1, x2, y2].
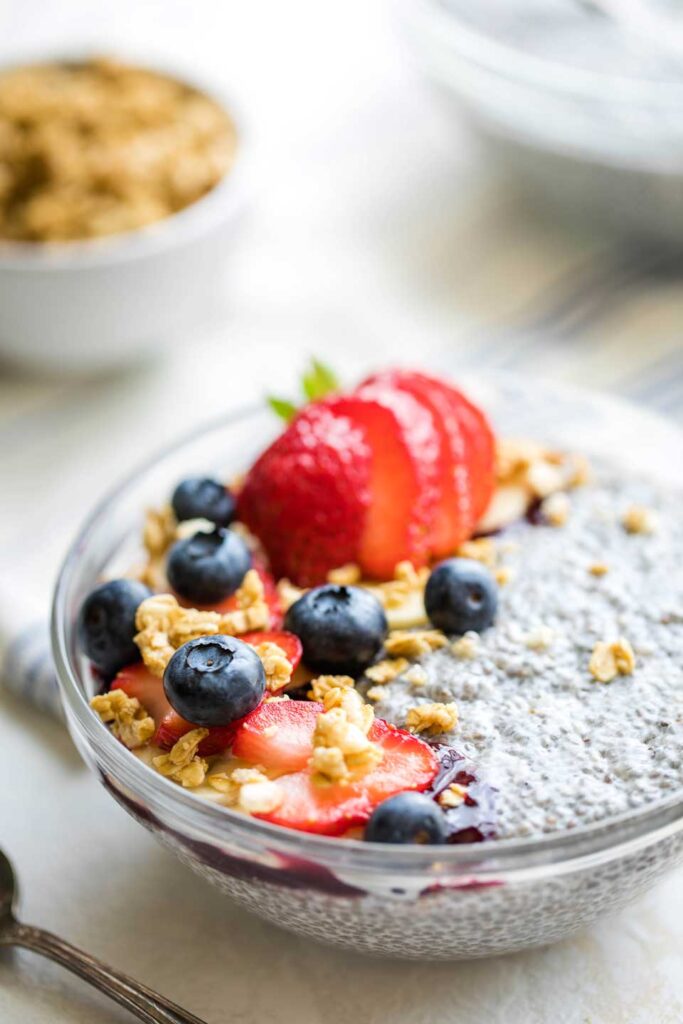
[267, 359, 339, 422]
[267, 396, 299, 423]
[302, 359, 339, 402]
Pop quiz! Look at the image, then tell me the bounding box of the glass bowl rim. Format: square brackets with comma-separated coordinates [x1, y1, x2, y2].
[402, 0, 683, 104]
[51, 388, 683, 880]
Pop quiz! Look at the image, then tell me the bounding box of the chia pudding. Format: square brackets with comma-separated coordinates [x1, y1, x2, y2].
[361, 464, 683, 840]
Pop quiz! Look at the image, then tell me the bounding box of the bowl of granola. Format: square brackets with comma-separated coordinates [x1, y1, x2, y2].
[52, 367, 683, 959]
[0, 54, 246, 373]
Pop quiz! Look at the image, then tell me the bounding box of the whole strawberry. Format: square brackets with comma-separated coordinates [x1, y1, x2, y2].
[238, 363, 496, 586]
[237, 402, 372, 586]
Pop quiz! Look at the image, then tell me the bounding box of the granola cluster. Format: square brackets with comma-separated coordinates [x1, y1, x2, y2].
[406, 701, 458, 736]
[589, 638, 636, 683]
[479, 438, 589, 533]
[90, 689, 154, 748]
[385, 629, 448, 659]
[152, 728, 208, 788]
[310, 682, 383, 785]
[208, 766, 283, 814]
[0, 57, 236, 242]
[622, 504, 658, 536]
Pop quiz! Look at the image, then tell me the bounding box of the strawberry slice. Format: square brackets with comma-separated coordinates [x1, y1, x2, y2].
[154, 710, 237, 756]
[255, 770, 371, 836]
[328, 387, 441, 579]
[231, 700, 439, 835]
[231, 699, 322, 772]
[449, 388, 495, 522]
[255, 718, 439, 836]
[362, 370, 475, 555]
[240, 630, 303, 678]
[202, 557, 284, 628]
[111, 663, 171, 725]
[237, 403, 371, 586]
[113, 664, 238, 755]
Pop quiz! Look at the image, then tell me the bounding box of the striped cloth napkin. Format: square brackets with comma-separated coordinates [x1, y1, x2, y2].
[2, 242, 682, 719]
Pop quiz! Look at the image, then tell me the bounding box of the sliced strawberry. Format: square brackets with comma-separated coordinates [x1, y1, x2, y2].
[239, 631, 303, 675]
[254, 717, 439, 836]
[111, 663, 170, 725]
[450, 388, 495, 522]
[362, 717, 440, 805]
[231, 699, 322, 772]
[113, 664, 238, 755]
[238, 403, 371, 586]
[154, 709, 237, 756]
[200, 557, 284, 628]
[255, 770, 371, 836]
[231, 699, 439, 836]
[362, 370, 474, 555]
[328, 387, 441, 579]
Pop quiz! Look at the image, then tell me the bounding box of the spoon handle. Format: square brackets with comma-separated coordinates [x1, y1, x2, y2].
[6, 921, 208, 1024]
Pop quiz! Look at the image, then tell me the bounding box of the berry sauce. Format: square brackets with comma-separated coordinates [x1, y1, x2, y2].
[427, 745, 498, 844]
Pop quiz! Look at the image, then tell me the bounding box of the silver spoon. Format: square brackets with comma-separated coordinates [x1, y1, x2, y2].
[0, 849, 207, 1024]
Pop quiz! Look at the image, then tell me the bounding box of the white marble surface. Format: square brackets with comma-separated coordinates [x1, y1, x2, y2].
[1, 1, 683, 1021]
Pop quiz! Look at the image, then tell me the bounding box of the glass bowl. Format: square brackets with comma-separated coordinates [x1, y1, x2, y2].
[400, 0, 683, 241]
[51, 374, 683, 960]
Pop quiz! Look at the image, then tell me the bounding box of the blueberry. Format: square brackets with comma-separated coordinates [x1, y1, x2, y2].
[425, 558, 498, 635]
[171, 477, 235, 528]
[284, 585, 387, 676]
[167, 528, 251, 605]
[364, 792, 447, 844]
[164, 635, 265, 727]
[78, 578, 152, 679]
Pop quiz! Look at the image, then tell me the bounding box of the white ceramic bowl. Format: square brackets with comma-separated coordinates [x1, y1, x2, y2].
[0, 55, 249, 374]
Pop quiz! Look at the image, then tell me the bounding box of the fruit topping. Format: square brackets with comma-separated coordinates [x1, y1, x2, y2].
[284, 584, 387, 676]
[251, 714, 439, 836]
[364, 790, 447, 844]
[237, 402, 372, 586]
[231, 699, 323, 772]
[254, 769, 371, 836]
[226, 697, 439, 836]
[163, 635, 266, 727]
[362, 369, 474, 554]
[171, 476, 236, 528]
[449, 388, 496, 522]
[335, 386, 442, 578]
[425, 557, 498, 635]
[167, 527, 251, 605]
[111, 662, 171, 724]
[240, 630, 303, 676]
[78, 579, 152, 679]
[154, 709, 237, 756]
[240, 368, 496, 584]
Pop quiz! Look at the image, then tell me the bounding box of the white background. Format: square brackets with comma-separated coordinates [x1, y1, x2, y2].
[1, 2, 682, 1022]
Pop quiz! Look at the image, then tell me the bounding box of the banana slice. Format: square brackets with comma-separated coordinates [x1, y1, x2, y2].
[361, 584, 428, 630]
[476, 484, 530, 535]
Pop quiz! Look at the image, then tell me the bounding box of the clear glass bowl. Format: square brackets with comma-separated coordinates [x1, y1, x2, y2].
[52, 376, 683, 960]
[401, 0, 683, 241]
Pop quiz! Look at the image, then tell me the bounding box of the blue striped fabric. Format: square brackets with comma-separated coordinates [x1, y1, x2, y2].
[2, 621, 63, 719]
